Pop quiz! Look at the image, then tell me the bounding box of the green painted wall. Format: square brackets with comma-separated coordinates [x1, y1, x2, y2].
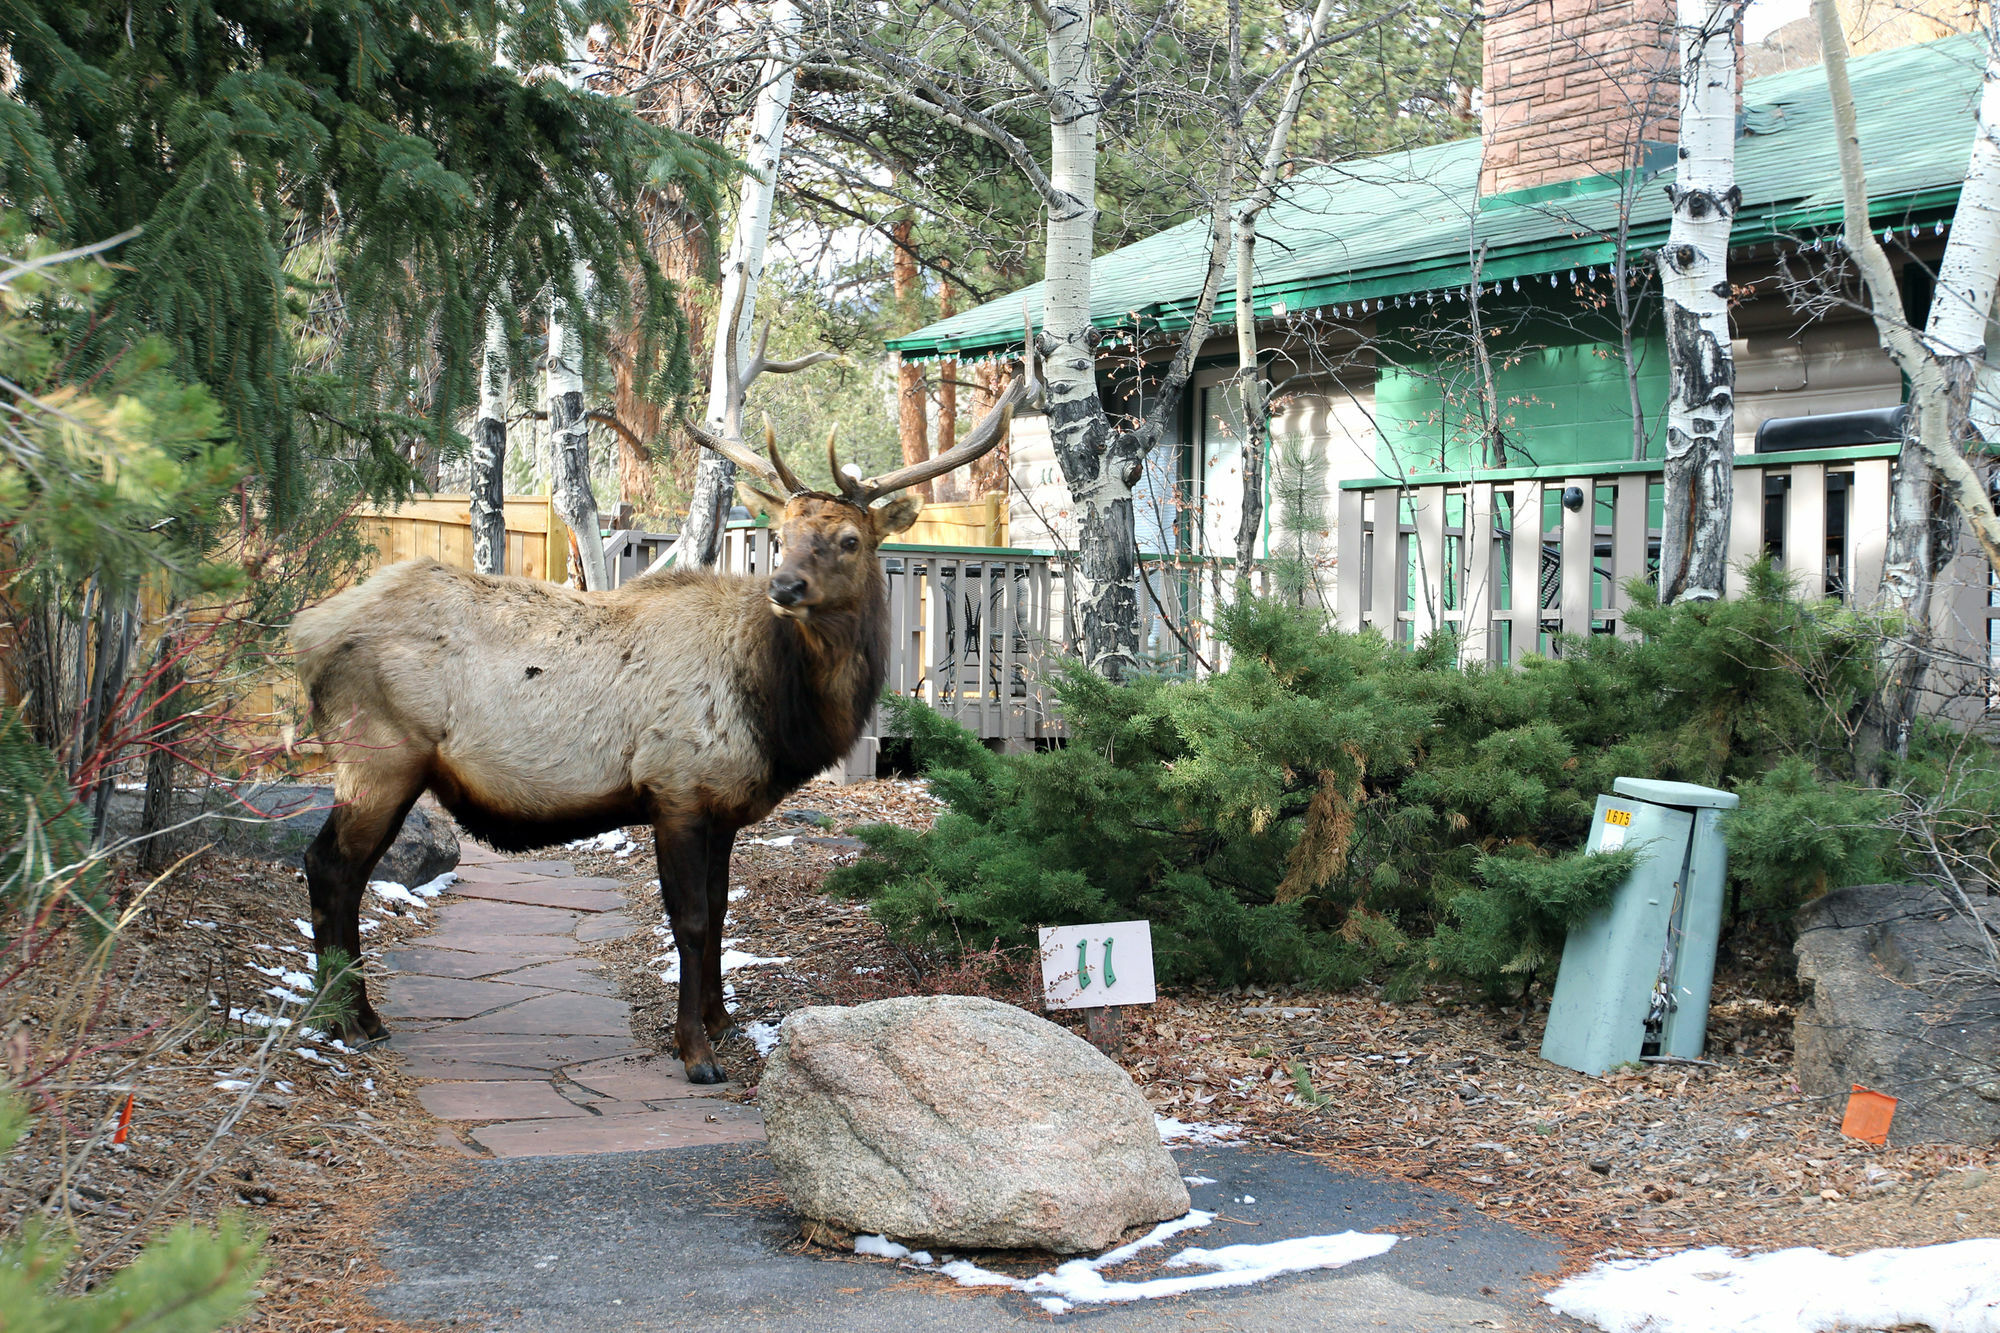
[1373, 303, 1670, 475]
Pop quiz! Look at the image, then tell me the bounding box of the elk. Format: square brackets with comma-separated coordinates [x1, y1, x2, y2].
[292, 361, 1026, 1083]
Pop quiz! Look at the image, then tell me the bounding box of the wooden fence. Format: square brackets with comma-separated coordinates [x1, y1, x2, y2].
[353, 494, 571, 582]
[1333, 446, 1999, 718]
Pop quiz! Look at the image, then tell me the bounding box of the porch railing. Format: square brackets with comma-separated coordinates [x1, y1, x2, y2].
[1333, 445, 1997, 716]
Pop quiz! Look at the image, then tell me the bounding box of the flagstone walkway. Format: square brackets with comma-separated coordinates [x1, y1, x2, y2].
[382, 842, 766, 1158]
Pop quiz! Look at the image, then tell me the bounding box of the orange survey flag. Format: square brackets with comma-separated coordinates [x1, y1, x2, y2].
[1840, 1085, 1896, 1146]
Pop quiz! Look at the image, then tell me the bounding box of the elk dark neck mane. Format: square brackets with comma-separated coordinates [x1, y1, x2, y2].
[740, 563, 890, 800]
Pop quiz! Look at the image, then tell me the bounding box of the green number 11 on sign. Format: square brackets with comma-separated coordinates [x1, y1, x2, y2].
[1074, 938, 1117, 990]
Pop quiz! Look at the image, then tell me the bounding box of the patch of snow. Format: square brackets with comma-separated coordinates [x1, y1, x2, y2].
[852, 965, 883, 975]
[742, 834, 796, 847]
[728, 887, 748, 902]
[358, 918, 379, 934]
[568, 829, 637, 857]
[854, 1235, 934, 1265]
[292, 917, 314, 940]
[261, 985, 312, 1006]
[1155, 1116, 1243, 1146]
[1545, 1240, 2000, 1333]
[369, 880, 432, 909]
[184, 918, 219, 930]
[227, 1008, 291, 1029]
[410, 871, 456, 898]
[658, 949, 791, 986]
[744, 1020, 783, 1056]
[910, 1211, 1396, 1309]
[1236, 1195, 1256, 1204]
[1182, 1175, 1218, 1186]
[213, 1079, 251, 1092]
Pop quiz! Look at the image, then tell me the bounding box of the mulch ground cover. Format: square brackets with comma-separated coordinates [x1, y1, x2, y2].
[3, 838, 468, 1332]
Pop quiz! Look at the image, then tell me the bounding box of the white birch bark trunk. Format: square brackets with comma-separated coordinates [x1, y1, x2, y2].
[544, 29, 609, 591]
[1932, 18, 2000, 446]
[1040, 0, 1133, 674]
[471, 305, 510, 575]
[1231, 0, 1339, 584]
[1816, 0, 2000, 769]
[1656, 0, 1739, 604]
[546, 282, 609, 590]
[681, 0, 801, 569]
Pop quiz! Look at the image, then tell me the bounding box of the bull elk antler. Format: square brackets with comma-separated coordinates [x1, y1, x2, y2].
[827, 297, 1044, 505]
[689, 290, 1044, 506]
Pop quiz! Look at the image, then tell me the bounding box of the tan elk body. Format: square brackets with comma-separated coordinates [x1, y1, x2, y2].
[292, 388, 1021, 1083]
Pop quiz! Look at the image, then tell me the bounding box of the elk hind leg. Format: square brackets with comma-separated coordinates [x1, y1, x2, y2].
[302, 758, 424, 1044]
[702, 823, 738, 1042]
[656, 816, 724, 1084]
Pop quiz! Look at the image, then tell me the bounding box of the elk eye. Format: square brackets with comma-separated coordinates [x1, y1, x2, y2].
[840, 534, 860, 552]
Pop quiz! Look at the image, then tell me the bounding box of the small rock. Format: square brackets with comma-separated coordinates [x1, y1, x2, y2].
[1588, 1160, 1612, 1175]
[760, 995, 1190, 1253]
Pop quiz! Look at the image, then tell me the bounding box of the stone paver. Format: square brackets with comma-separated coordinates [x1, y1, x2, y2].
[379, 945, 576, 979]
[382, 842, 761, 1160]
[564, 1055, 733, 1102]
[448, 878, 628, 913]
[574, 915, 637, 943]
[469, 1102, 766, 1157]
[429, 900, 582, 936]
[380, 975, 559, 1020]
[447, 990, 636, 1037]
[497, 958, 624, 997]
[418, 1080, 589, 1121]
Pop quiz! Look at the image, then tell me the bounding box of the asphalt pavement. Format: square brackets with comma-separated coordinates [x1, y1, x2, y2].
[373, 1142, 1580, 1332]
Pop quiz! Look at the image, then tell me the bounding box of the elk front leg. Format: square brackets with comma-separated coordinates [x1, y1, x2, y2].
[655, 817, 725, 1084]
[301, 777, 418, 1047]
[702, 823, 738, 1042]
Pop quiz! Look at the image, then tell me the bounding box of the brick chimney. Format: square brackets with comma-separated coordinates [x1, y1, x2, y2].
[1480, 0, 1681, 197]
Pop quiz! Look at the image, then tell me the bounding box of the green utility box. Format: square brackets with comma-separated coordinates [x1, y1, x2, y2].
[1540, 778, 1740, 1075]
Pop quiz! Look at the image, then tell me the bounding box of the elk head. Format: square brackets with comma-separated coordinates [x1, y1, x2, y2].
[694, 401, 1016, 620]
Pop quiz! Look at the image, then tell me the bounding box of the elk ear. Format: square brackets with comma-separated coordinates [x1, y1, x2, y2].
[870, 492, 923, 536]
[736, 480, 783, 522]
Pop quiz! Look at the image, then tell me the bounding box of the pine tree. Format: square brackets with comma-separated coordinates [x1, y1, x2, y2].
[0, 0, 725, 518]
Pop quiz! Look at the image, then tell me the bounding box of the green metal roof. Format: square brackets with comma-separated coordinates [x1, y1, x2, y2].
[890, 35, 1986, 361]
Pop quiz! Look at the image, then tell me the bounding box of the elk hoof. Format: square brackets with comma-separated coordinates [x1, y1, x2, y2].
[339, 1016, 388, 1050]
[684, 1059, 728, 1085]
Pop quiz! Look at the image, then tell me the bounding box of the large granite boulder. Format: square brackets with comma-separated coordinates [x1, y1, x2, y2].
[760, 995, 1189, 1253]
[104, 783, 458, 887]
[1793, 882, 2000, 1146]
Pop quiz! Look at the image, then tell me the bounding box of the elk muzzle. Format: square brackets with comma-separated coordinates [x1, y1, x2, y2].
[768, 571, 810, 613]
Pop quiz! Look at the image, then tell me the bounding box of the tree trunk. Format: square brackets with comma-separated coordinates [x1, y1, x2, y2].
[546, 285, 610, 591]
[935, 270, 959, 503]
[472, 305, 510, 575]
[893, 219, 934, 502]
[968, 363, 1009, 497]
[1227, 0, 1339, 591]
[682, 0, 801, 568]
[1657, 0, 1739, 605]
[1820, 0, 2000, 767]
[136, 622, 184, 875]
[1040, 0, 1136, 678]
[1231, 224, 1269, 585]
[80, 590, 138, 843]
